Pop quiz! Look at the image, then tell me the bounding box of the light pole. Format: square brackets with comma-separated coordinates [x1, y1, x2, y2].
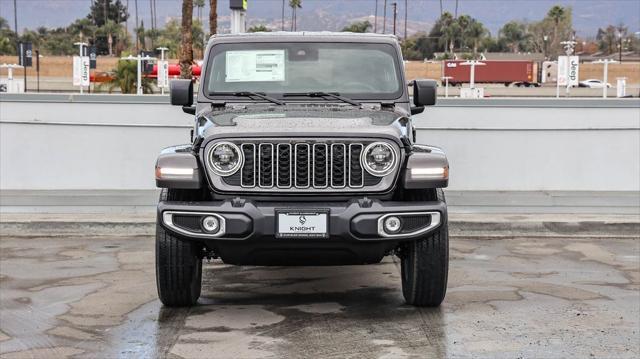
[0, 63, 24, 93]
[391, 2, 397, 36]
[543, 35, 548, 60]
[442, 76, 453, 98]
[592, 59, 616, 98]
[461, 60, 485, 89]
[382, 0, 387, 34]
[616, 30, 622, 63]
[559, 40, 577, 97]
[374, 0, 378, 33]
[404, 0, 407, 40]
[74, 42, 88, 94]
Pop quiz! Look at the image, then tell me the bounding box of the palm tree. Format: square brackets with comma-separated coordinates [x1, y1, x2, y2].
[500, 21, 528, 53]
[209, 0, 217, 36]
[464, 19, 486, 57]
[99, 60, 153, 94]
[437, 12, 455, 55]
[194, 0, 205, 24]
[547, 5, 566, 46]
[180, 0, 193, 79]
[99, 20, 121, 56]
[289, 0, 302, 31]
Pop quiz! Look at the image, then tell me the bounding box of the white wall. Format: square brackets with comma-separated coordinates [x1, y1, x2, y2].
[415, 103, 640, 191]
[1, 95, 639, 212]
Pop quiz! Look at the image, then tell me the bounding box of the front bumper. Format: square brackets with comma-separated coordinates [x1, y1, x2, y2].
[158, 198, 446, 265]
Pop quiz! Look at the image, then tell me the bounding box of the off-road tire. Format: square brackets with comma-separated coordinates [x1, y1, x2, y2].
[399, 188, 449, 307]
[156, 189, 203, 307]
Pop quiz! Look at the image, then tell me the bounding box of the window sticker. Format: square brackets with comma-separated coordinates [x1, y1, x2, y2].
[225, 50, 285, 82]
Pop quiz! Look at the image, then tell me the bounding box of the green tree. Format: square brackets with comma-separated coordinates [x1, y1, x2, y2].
[88, 0, 129, 27]
[87, 0, 129, 54]
[547, 5, 566, 43]
[499, 21, 528, 53]
[192, 19, 205, 58]
[442, 18, 461, 54]
[248, 24, 271, 33]
[543, 5, 573, 57]
[98, 20, 124, 56]
[596, 26, 617, 54]
[69, 18, 97, 44]
[461, 17, 487, 57]
[155, 19, 181, 58]
[289, 0, 302, 31]
[342, 20, 372, 33]
[99, 59, 153, 94]
[0, 17, 18, 55]
[135, 21, 146, 50]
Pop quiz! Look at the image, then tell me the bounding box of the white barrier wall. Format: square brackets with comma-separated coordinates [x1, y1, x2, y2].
[1, 94, 639, 213]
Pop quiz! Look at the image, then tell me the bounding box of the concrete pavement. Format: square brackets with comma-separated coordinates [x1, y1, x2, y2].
[0, 234, 638, 358]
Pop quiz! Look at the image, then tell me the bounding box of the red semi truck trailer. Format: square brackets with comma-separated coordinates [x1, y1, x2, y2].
[444, 60, 539, 87]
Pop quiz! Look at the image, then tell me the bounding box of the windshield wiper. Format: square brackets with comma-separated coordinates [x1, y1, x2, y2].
[283, 92, 361, 106]
[215, 91, 285, 105]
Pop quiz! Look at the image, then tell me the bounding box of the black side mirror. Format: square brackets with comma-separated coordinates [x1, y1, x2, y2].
[412, 79, 437, 107]
[170, 79, 193, 107]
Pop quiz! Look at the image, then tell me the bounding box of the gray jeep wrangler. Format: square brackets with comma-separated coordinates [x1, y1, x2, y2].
[155, 32, 449, 307]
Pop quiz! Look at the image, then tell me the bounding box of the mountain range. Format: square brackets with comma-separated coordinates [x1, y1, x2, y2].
[2, 0, 639, 38]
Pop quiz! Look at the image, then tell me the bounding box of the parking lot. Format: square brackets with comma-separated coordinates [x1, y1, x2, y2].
[1, 233, 638, 358]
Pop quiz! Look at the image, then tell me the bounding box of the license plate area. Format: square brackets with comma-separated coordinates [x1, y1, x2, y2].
[276, 210, 329, 238]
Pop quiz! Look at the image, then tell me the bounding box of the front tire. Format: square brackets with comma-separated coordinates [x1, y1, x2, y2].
[399, 188, 449, 307]
[156, 189, 203, 307]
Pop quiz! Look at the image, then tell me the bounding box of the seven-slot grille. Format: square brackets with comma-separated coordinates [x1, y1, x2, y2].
[221, 140, 387, 191]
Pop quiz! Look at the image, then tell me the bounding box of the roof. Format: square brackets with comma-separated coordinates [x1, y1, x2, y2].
[208, 31, 400, 45]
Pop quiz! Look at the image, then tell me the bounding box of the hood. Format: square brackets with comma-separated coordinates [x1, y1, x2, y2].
[198, 107, 409, 143]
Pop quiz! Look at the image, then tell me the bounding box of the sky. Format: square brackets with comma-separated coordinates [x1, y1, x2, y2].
[1, 0, 638, 37]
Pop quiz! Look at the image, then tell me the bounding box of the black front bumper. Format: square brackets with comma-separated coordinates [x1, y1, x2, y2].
[158, 198, 446, 265]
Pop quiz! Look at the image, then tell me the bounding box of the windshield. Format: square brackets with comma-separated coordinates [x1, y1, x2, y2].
[204, 42, 403, 100]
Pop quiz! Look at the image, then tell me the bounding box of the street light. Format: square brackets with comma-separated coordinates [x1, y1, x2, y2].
[616, 30, 623, 62]
[543, 35, 548, 60]
[592, 59, 617, 98]
[73, 42, 88, 94]
[441, 76, 453, 98]
[460, 60, 485, 89]
[120, 53, 157, 95]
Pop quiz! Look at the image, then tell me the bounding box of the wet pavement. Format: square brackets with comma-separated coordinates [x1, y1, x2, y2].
[0, 235, 638, 358]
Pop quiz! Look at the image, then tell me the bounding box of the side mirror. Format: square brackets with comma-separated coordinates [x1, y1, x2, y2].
[170, 79, 193, 107]
[412, 79, 437, 107]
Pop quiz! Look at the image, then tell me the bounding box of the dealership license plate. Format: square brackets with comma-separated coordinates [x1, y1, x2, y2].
[276, 211, 329, 238]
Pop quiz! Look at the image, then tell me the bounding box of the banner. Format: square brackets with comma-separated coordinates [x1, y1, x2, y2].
[18, 42, 33, 67]
[558, 56, 579, 87]
[157, 60, 169, 88]
[88, 46, 97, 69]
[567, 56, 580, 87]
[73, 56, 91, 86]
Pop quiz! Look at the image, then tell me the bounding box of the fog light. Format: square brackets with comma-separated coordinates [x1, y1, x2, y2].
[383, 216, 402, 233]
[201, 216, 220, 233]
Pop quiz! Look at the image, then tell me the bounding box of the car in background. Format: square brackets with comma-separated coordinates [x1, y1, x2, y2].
[579, 79, 612, 88]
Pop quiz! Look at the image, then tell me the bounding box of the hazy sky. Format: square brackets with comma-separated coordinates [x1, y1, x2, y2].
[1, 0, 638, 37]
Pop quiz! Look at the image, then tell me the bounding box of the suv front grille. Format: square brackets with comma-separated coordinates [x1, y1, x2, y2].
[213, 139, 398, 193]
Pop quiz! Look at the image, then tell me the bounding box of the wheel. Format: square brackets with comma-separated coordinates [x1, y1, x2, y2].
[399, 188, 449, 307]
[156, 188, 203, 307]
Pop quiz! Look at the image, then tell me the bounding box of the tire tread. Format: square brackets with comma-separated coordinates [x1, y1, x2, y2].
[401, 188, 449, 307]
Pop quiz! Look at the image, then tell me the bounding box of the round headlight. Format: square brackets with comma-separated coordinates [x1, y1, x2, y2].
[208, 142, 243, 176]
[361, 142, 397, 176]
